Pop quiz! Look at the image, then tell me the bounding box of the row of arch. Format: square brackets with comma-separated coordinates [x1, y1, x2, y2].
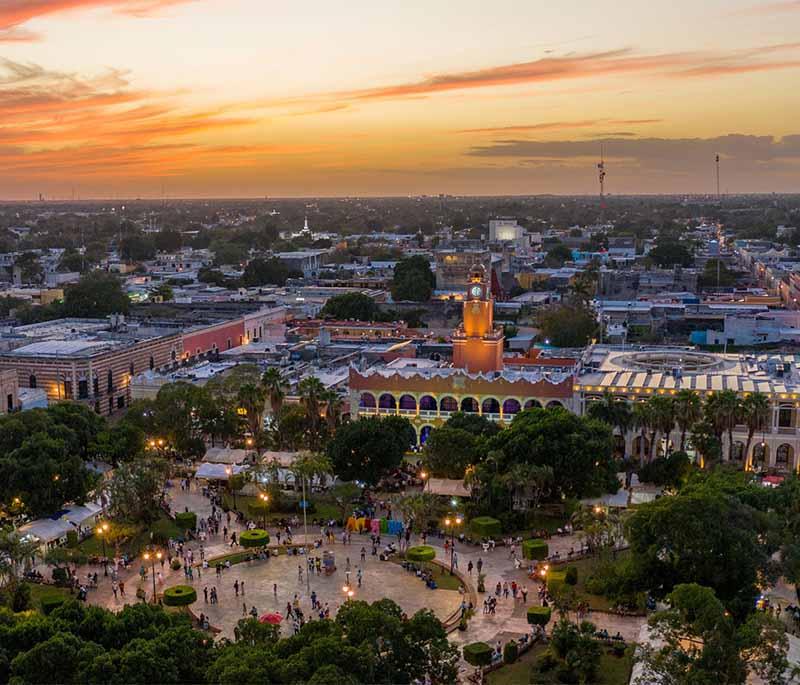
[627, 435, 795, 466]
[358, 392, 565, 414]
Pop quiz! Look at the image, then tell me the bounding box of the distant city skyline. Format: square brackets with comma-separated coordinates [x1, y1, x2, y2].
[1, 0, 799, 198]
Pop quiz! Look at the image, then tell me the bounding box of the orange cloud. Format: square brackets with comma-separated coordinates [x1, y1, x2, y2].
[457, 118, 662, 134]
[0, 0, 198, 39]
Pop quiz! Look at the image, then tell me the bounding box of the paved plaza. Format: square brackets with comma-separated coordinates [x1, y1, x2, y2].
[78, 480, 646, 665]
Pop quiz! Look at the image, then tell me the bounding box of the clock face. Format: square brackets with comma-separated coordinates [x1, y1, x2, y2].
[470, 285, 483, 298]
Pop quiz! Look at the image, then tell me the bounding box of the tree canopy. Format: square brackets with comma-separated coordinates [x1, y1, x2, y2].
[62, 271, 130, 317]
[536, 304, 597, 347]
[326, 416, 414, 485]
[241, 258, 301, 287]
[390, 256, 435, 302]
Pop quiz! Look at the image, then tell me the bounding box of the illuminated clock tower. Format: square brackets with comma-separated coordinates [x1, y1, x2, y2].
[452, 264, 504, 373]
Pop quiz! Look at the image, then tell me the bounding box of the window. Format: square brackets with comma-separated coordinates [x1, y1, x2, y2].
[94, 401, 100, 414]
[227, 338, 232, 350]
[778, 404, 794, 428]
[78, 379, 88, 399]
[171, 350, 177, 362]
[63, 380, 72, 398]
[6, 394, 13, 412]
[108, 398, 113, 415]
[149, 356, 155, 370]
[28, 374, 36, 389]
[117, 396, 125, 409]
[107, 370, 113, 393]
[93, 376, 99, 396]
[777, 444, 793, 465]
[129, 361, 135, 376]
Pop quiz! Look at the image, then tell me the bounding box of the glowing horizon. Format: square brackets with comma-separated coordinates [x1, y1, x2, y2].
[1, 0, 799, 199]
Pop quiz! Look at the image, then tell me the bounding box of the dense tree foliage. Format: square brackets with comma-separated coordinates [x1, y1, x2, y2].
[62, 271, 130, 317]
[536, 304, 597, 347]
[326, 416, 414, 485]
[0, 405, 106, 517]
[320, 292, 381, 321]
[390, 256, 434, 302]
[0, 598, 457, 685]
[424, 413, 499, 479]
[479, 407, 618, 502]
[241, 258, 301, 287]
[638, 583, 791, 685]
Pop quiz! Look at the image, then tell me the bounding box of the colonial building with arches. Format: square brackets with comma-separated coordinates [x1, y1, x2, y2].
[575, 345, 800, 473]
[349, 264, 574, 444]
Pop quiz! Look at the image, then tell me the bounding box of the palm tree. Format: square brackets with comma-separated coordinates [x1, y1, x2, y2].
[297, 376, 325, 449]
[673, 389, 702, 452]
[632, 401, 655, 465]
[649, 396, 676, 459]
[237, 383, 266, 437]
[587, 393, 633, 458]
[261, 368, 285, 420]
[321, 389, 343, 432]
[706, 390, 741, 461]
[741, 392, 771, 470]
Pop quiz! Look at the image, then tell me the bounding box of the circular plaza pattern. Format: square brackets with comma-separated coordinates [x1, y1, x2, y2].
[177, 549, 462, 638]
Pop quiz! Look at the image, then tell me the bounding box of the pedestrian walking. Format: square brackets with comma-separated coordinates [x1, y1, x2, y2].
[467, 560, 473, 575]
[204, 586, 208, 603]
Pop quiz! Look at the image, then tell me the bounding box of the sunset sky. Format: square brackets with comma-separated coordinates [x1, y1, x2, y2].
[1, 0, 800, 198]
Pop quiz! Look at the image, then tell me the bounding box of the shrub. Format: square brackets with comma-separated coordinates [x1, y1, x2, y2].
[536, 650, 558, 673]
[565, 566, 578, 586]
[503, 641, 518, 664]
[248, 502, 269, 521]
[162, 585, 197, 606]
[547, 570, 567, 595]
[556, 666, 579, 684]
[11, 583, 31, 612]
[174, 512, 197, 531]
[612, 643, 627, 658]
[170, 558, 182, 570]
[462, 642, 493, 667]
[405, 545, 436, 563]
[527, 606, 552, 626]
[470, 517, 501, 538]
[66, 530, 78, 548]
[239, 529, 270, 548]
[522, 539, 548, 560]
[51, 567, 69, 586]
[40, 596, 66, 615]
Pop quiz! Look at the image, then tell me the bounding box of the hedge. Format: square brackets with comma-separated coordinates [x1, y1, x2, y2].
[239, 529, 270, 548]
[40, 596, 66, 615]
[405, 545, 436, 563]
[162, 585, 197, 606]
[174, 512, 197, 531]
[565, 565, 578, 585]
[503, 641, 519, 664]
[527, 606, 552, 626]
[547, 570, 567, 595]
[463, 642, 494, 667]
[522, 538, 548, 560]
[470, 516, 501, 538]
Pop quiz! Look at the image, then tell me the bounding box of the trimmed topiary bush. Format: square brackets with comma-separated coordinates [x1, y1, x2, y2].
[565, 565, 578, 585]
[174, 512, 197, 531]
[522, 538, 548, 560]
[527, 606, 552, 626]
[162, 585, 197, 606]
[503, 640, 519, 664]
[470, 516, 501, 538]
[405, 545, 436, 563]
[170, 558, 182, 570]
[463, 642, 494, 667]
[547, 570, 567, 595]
[239, 529, 270, 548]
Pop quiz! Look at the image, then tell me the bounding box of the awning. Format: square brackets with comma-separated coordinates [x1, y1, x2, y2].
[195, 463, 247, 481]
[423, 478, 471, 498]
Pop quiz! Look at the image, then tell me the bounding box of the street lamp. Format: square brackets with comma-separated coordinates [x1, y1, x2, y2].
[142, 550, 162, 604]
[258, 492, 269, 529]
[96, 522, 110, 575]
[443, 515, 463, 575]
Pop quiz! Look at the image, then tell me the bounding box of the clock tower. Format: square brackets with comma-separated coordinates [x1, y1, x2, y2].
[452, 264, 504, 373]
